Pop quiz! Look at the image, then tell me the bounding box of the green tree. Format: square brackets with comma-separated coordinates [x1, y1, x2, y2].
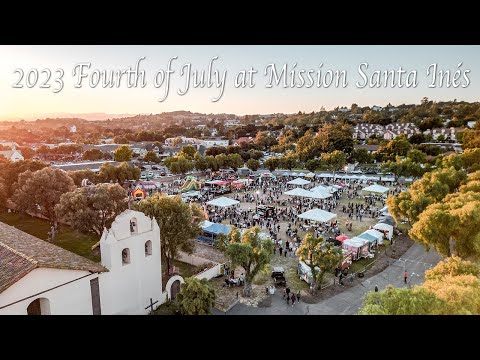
[387, 167, 467, 225]
[176, 277, 216, 315]
[409, 189, 480, 259]
[305, 158, 321, 173]
[377, 137, 411, 161]
[113, 136, 129, 144]
[55, 183, 127, 236]
[407, 149, 427, 164]
[227, 153, 243, 171]
[218, 226, 273, 297]
[98, 162, 140, 183]
[349, 148, 373, 164]
[215, 153, 228, 169]
[461, 148, 480, 173]
[321, 150, 347, 179]
[68, 169, 99, 186]
[255, 131, 277, 150]
[178, 145, 196, 160]
[82, 148, 104, 161]
[134, 194, 203, 277]
[170, 157, 194, 174]
[114, 145, 133, 162]
[0, 159, 49, 191]
[206, 155, 219, 171]
[246, 159, 260, 171]
[279, 154, 298, 170]
[425, 256, 480, 281]
[264, 157, 280, 172]
[12, 167, 76, 226]
[296, 233, 342, 293]
[358, 286, 447, 315]
[194, 153, 209, 171]
[143, 151, 160, 163]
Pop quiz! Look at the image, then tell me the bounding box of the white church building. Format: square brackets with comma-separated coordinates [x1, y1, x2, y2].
[0, 210, 167, 315]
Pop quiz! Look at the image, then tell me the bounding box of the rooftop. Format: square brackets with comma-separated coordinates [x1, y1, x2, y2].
[0, 222, 106, 293]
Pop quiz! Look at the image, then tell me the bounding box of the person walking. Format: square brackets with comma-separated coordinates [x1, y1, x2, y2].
[296, 290, 301, 303]
[291, 293, 296, 307]
[404, 270, 408, 284]
[339, 272, 344, 286]
[375, 285, 379, 292]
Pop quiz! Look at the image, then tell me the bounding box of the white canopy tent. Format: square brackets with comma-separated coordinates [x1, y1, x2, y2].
[310, 186, 333, 198]
[373, 223, 394, 239]
[287, 178, 311, 186]
[298, 172, 306, 177]
[362, 184, 390, 194]
[284, 188, 326, 199]
[206, 196, 240, 208]
[305, 172, 315, 178]
[298, 209, 337, 223]
[362, 229, 385, 245]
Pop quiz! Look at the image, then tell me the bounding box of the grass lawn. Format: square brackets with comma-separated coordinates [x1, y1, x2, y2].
[0, 211, 101, 262]
[161, 258, 201, 278]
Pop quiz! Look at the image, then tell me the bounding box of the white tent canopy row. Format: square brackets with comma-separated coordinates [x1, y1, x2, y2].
[284, 188, 330, 199]
[309, 186, 334, 198]
[362, 184, 390, 194]
[287, 178, 311, 186]
[206, 196, 240, 208]
[373, 223, 394, 239]
[297, 209, 337, 223]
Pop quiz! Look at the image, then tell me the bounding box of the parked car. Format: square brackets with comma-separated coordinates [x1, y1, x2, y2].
[271, 266, 286, 287]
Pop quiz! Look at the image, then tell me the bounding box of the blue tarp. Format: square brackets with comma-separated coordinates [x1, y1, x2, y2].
[358, 232, 378, 243]
[203, 223, 231, 236]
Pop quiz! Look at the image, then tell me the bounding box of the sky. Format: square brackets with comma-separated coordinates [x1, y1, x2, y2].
[0, 45, 479, 120]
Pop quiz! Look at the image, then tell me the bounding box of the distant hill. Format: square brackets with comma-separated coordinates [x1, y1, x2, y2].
[0, 112, 137, 122]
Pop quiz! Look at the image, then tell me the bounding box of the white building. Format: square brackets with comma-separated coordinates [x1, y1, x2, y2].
[203, 139, 229, 148]
[224, 119, 241, 127]
[0, 210, 164, 315]
[371, 105, 384, 111]
[70, 125, 77, 133]
[0, 149, 24, 162]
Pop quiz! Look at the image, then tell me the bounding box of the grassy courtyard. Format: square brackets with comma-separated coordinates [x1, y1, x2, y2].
[0, 211, 101, 262]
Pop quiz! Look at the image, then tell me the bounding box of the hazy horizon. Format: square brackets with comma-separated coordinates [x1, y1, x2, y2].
[2, 45, 479, 121]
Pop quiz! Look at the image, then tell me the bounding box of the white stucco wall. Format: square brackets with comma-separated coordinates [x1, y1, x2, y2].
[0, 268, 98, 315]
[99, 210, 163, 315]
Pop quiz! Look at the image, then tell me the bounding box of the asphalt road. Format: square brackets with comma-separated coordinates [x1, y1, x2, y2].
[213, 243, 442, 315]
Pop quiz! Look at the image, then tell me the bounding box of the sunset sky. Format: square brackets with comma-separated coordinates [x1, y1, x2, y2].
[1, 45, 479, 120]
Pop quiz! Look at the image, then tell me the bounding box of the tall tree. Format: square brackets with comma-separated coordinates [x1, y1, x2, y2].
[0, 159, 49, 191]
[358, 286, 447, 315]
[68, 169, 99, 186]
[114, 145, 133, 162]
[143, 151, 160, 163]
[387, 167, 467, 224]
[82, 148, 104, 161]
[194, 152, 209, 171]
[296, 233, 342, 293]
[55, 183, 128, 236]
[321, 150, 346, 179]
[246, 159, 260, 171]
[12, 167, 76, 226]
[217, 226, 273, 297]
[349, 148, 373, 164]
[178, 145, 196, 160]
[264, 157, 279, 172]
[227, 153, 243, 171]
[134, 194, 203, 277]
[176, 277, 216, 315]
